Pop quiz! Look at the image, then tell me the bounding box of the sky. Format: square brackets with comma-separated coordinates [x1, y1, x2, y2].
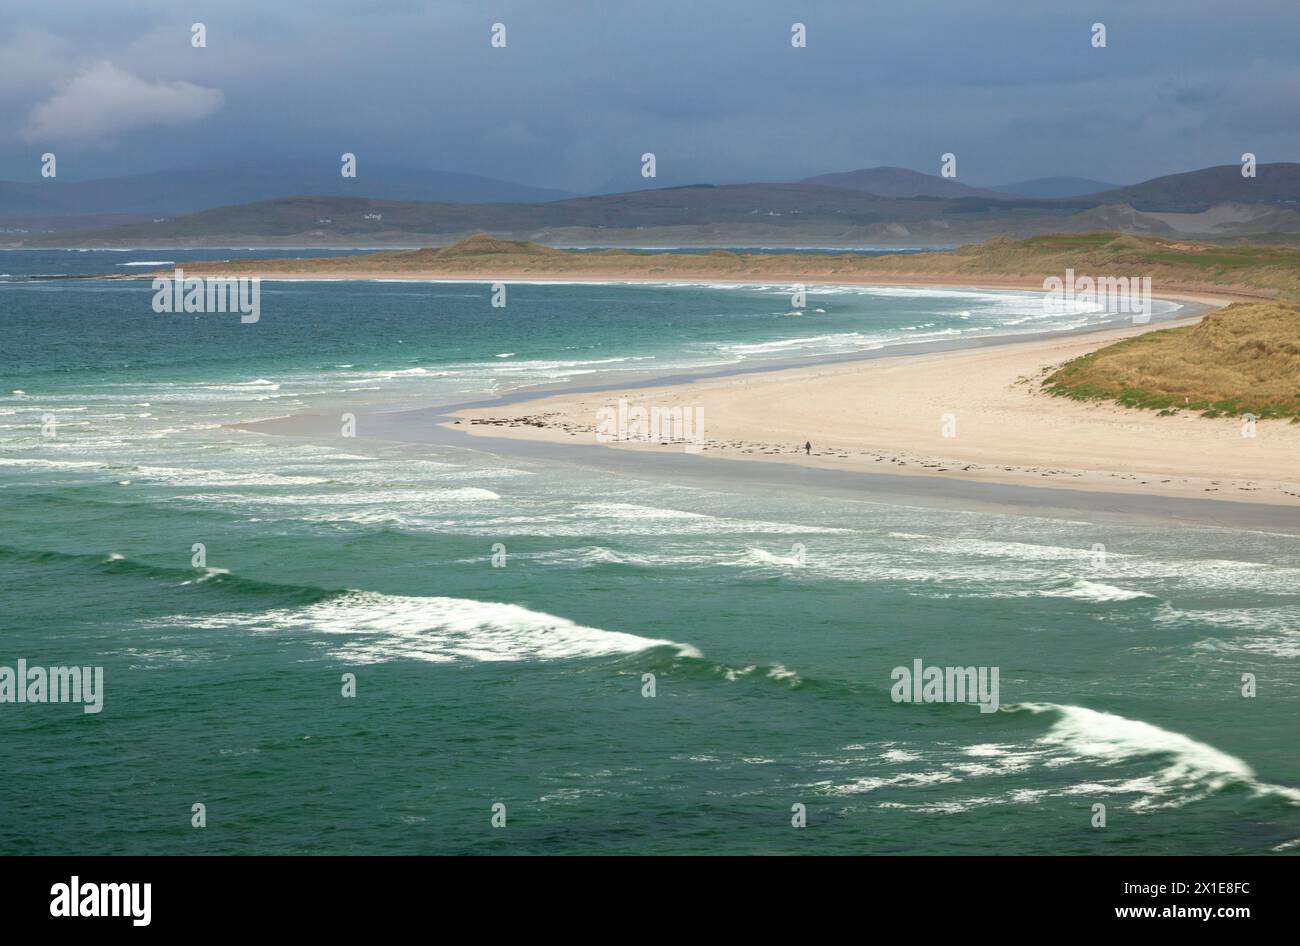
[1, 0, 1298, 192]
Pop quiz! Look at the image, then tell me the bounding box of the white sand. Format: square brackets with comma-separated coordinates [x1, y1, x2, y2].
[451, 311, 1300, 506]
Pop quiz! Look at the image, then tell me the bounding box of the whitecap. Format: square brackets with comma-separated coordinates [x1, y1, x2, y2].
[178, 590, 702, 665]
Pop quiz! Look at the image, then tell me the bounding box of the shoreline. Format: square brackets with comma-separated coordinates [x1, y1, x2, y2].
[109, 265, 1259, 308]
[239, 399, 1300, 535]
[225, 278, 1300, 529]
[435, 302, 1300, 512]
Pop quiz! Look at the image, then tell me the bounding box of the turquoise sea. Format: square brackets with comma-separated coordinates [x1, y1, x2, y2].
[1, 249, 1297, 855]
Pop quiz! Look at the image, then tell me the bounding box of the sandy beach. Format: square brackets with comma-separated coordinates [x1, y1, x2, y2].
[123, 262, 1274, 307]
[447, 302, 1300, 507]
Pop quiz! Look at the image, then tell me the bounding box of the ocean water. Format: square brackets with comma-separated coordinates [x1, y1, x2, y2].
[1, 249, 1297, 855]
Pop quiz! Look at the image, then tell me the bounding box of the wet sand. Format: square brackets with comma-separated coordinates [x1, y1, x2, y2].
[226, 277, 1299, 530]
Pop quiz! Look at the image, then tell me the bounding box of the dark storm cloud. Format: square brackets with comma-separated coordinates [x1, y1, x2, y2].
[0, 0, 1296, 190]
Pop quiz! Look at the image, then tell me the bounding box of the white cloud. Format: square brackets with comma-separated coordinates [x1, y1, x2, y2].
[21, 61, 224, 144]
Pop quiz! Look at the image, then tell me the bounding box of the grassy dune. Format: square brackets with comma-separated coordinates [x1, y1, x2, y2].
[1045, 300, 1300, 420]
[165, 232, 1300, 299]
[889, 233, 1300, 298]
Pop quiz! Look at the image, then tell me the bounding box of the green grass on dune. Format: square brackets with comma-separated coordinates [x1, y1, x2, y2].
[1044, 300, 1300, 420]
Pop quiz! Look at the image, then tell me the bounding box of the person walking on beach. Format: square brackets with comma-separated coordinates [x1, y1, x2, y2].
[804, 441, 811, 456]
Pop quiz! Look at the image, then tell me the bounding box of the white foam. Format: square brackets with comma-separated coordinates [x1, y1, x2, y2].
[881, 749, 922, 763]
[180, 487, 500, 508]
[0, 457, 104, 471]
[825, 770, 962, 795]
[576, 546, 650, 566]
[726, 546, 807, 568]
[132, 465, 329, 486]
[180, 567, 231, 585]
[1016, 703, 1300, 810]
[1194, 628, 1300, 659]
[767, 664, 800, 683]
[574, 502, 712, 521]
[181, 590, 701, 665]
[1035, 577, 1157, 603]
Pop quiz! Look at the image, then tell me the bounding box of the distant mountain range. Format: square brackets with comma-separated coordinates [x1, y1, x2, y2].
[7, 163, 1298, 248]
[0, 164, 577, 226]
